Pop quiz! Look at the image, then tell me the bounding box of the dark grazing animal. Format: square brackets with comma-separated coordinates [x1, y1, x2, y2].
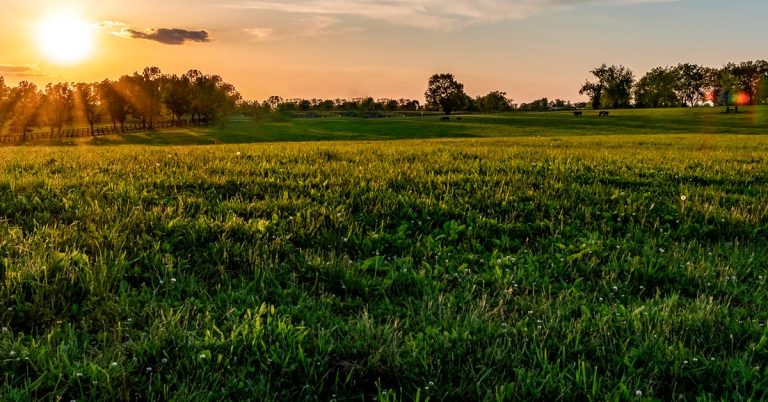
[573, 111, 583, 117]
[599, 111, 610, 117]
[440, 116, 450, 121]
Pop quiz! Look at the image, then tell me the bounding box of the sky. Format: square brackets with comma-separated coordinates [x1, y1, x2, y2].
[1, 0, 767, 103]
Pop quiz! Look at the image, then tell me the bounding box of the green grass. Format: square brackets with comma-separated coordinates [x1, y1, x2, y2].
[20, 105, 768, 147]
[1, 109, 768, 400]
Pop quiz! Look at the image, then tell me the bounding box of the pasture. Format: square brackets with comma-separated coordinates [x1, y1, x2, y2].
[1, 108, 768, 401]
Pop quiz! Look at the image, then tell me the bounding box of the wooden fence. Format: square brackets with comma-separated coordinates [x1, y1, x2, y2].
[0, 119, 210, 144]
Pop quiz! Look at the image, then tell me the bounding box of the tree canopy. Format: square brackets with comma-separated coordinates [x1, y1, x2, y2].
[425, 73, 467, 115]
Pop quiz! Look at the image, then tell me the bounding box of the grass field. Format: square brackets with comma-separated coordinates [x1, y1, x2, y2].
[2, 108, 768, 400]
[19, 105, 768, 147]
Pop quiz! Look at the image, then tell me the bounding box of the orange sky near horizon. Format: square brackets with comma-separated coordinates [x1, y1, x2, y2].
[1, 0, 767, 103]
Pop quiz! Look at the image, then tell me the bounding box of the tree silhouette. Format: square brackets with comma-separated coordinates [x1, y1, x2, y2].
[42, 82, 74, 137]
[74, 83, 101, 135]
[162, 74, 192, 122]
[0, 77, 9, 134]
[99, 78, 131, 132]
[673, 63, 706, 106]
[581, 64, 634, 109]
[8, 81, 42, 140]
[634, 67, 679, 108]
[425, 73, 467, 115]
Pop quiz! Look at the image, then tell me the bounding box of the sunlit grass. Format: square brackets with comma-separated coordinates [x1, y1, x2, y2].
[1, 131, 767, 400]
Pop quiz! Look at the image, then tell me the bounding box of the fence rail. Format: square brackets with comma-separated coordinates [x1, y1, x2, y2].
[0, 119, 210, 144]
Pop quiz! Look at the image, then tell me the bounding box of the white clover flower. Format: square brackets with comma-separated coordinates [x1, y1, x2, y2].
[199, 354, 207, 359]
[236, 152, 242, 156]
[635, 390, 643, 397]
[111, 362, 118, 367]
[170, 278, 176, 283]
[680, 195, 687, 201]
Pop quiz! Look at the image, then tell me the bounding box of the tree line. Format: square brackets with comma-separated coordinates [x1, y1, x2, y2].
[238, 74, 518, 119]
[0, 67, 241, 140]
[580, 60, 768, 111]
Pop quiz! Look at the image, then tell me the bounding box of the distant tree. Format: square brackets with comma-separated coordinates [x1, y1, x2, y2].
[358, 97, 377, 112]
[316, 99, 335, 111]
[579, 81, 603, 110]
[0, 76, 10, 135]
[759, 73, 768, 105]
[384, 99, 399, 112]
[162, 74, 192, 122]
[398, 99, 420, 112]
[41, 82, 74, 136]
[298, 99, 312, 112]
[74, 83, 101, 135]
[548, 99, 573, 110]
[673, 63, 707, 106]
[518, 98, 550, 112]
[581, 64, 634, 109]
[184, 70, 240, 124]
[731, 60, 768, 105]
[634, 67, 679, 108]
[266, 96, 283, 110]
[126, 67, 163, 129]
[477, 91, 514, 113]
[99, 78, 131, 131]
[425, 73, 467, 115]
[464, 95, 480, 112]
[8, 81, 42, 140]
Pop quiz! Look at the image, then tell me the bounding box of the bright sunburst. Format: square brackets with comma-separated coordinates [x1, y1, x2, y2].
[36, 14, 95, 65]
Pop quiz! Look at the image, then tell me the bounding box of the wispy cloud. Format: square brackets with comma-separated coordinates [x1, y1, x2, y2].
[244, 16, 362, 41]
[101, 21, 212, 45]
[0, 64, 45, 78]
[217, 0, 677, 29]
[243, 27, 275, 41]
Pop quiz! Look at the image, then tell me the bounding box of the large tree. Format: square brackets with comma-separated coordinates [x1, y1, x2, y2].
[162, 74, 192, 122]
[634, 67, 679, 108]
[579, 81, 603, 110]
[580, 64, 635, 109]
[730, 60, 768, 105]
[425, 73, 467, 115]
[74, 82, 101, 135]
[8, 81, 42, 140]
[129, 67, 163, 129]
[41, 82, 74, 137]
[0, 77, 9, 135]
[99, 78, 131, 132]
[673, 63, 707, 106]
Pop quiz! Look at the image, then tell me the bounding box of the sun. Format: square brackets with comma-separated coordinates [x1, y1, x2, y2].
[36, 14, 95, 65]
